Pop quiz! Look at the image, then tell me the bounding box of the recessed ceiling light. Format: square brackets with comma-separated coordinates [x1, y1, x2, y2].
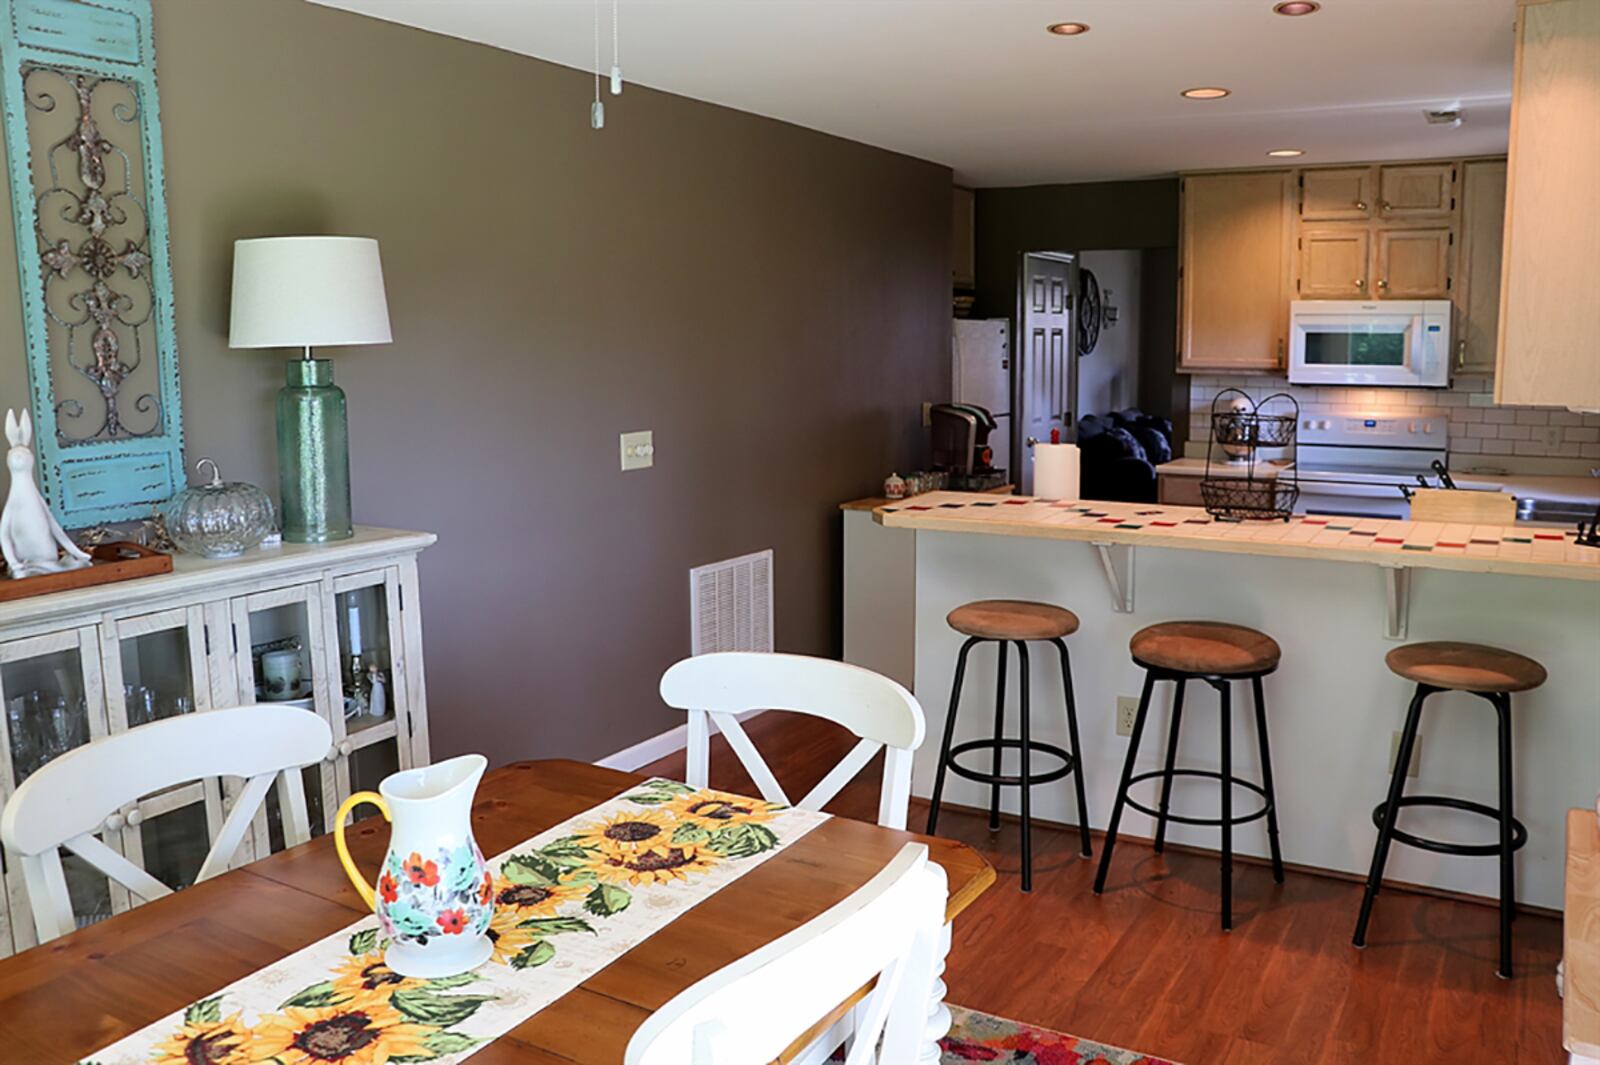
[1047, 22, 1090, 36]
[1181, 87, 1231, 100]
[1273, 1, 1321, 14]
[1267, 148, 1305, 157]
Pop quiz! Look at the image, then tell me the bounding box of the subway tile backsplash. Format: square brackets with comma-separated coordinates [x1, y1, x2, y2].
[1184, 374, 1600, 461]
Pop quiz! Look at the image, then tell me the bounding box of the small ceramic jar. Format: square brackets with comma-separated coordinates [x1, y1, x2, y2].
[884, 472, 906, 500]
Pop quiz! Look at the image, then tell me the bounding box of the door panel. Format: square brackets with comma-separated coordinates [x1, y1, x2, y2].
[1378, 163, 1455, 219]
[1301, 167, 1376, 221]
[1300, 227, 1371, 298]
[1455, 160, 1507, 374]
[1179, 170, 1293, 371]
[1018, 254, 1074, 494]
[1377, 227, 1452, 298]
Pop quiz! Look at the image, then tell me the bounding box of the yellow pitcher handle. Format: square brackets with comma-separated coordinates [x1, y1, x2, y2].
[334, 791, 391, 911]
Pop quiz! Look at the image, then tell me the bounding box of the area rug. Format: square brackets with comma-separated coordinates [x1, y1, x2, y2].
[939, 1004, 1177, 1064]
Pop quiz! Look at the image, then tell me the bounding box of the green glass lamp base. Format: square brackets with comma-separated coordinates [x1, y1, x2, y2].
[277, 358, 353, 543]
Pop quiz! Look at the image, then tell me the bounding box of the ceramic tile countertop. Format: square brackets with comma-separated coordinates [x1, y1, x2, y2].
[873, 492, 1600, 582]
[840, 483, 1014, 512]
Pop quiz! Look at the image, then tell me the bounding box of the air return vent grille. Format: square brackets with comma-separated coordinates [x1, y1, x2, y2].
[690, 549, 773, 656]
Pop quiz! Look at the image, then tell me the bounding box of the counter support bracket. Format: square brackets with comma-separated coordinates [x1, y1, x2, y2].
[1092, 542, 1135, 614]
[1383, 565, 1411, 641]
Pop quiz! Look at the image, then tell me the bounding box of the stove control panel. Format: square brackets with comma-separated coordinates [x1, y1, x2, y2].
[1299, 416, 1448, 448]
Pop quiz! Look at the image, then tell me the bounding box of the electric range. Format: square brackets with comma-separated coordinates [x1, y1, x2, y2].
[1294, 414, 1450, 519]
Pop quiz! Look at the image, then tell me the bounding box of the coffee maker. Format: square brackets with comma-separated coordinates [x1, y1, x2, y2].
[930, 403, 1007, 491]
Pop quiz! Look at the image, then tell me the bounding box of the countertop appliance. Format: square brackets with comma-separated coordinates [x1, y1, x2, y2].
[1288, 300, 1451, 389]
[1295, 414, 1450, 519]
[930, 403, 1007, 491]
[951, 318, 1011, 475]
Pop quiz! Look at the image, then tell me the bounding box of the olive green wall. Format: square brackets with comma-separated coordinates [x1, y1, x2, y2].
[0, 0, 951, 763]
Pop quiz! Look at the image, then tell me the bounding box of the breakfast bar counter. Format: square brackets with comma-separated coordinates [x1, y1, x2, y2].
[847, 492, 1600, 910]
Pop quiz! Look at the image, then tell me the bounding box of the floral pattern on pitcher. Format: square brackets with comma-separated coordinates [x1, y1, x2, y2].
[376, 841, 495, 948]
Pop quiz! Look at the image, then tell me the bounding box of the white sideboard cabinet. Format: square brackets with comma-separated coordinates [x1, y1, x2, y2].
[0, 526, 434, 956]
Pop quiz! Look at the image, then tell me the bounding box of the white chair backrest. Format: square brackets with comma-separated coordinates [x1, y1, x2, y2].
[659, 653, 926, 829]
[0, 704, 331, 943]
[624, 842, 946, 1065]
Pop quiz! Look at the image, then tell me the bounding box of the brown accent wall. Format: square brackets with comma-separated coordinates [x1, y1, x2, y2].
[0, 1, 951, 762]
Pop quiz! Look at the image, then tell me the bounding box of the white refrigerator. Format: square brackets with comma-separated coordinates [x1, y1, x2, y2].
[951, 318, 1012, 477]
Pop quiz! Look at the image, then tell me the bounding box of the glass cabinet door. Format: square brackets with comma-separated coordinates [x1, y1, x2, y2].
[325, 569, 412, 809]
[100, 606, 223, 893]
[231, 584, 339, 854]
[0, 627, 116, 951]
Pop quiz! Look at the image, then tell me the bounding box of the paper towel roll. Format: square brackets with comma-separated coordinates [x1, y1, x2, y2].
[1034, 442, 1080, 501]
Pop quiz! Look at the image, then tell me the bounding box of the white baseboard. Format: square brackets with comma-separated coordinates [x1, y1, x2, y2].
[594, 710, 766, 773]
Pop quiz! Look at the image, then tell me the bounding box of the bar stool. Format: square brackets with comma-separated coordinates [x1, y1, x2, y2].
[1094, 621, 1286, 931]
[1353, 641, 1545, 979]
[925, 599, 1092, 892]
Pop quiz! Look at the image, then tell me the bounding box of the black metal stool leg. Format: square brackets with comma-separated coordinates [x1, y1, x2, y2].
[1152, 678, 1187, 854]
[1495, 692, 1515, 979]
[988, 641, 1009, 832]
[1016, 641, 1034, 892]
[927, 637, 980, 836]
[1217, 678, 1234, 932]
[1095, 669, 1156, 895]
[1253, 675, 1286, 884]
[1053, 638, 1093, 858]
[1354, 683, 1430, 948]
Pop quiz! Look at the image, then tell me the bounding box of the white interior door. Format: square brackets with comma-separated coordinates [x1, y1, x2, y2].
[1017, 253, 1076, 493]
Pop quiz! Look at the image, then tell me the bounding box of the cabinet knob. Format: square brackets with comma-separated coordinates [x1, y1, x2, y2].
[325, 744, 339, 763]
[125, 808, 144, 828]
[1355, 278, 1365, 288]
[1355, 200, 1368, 211]
[339, 740, 353, 757]
[1379, 200, 1392, 212]
[1377, 279, 1389, 290]
[103, 812, 125, 832]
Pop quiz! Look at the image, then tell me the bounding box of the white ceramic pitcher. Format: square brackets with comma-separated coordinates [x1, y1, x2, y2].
[335, 753, 495, 977]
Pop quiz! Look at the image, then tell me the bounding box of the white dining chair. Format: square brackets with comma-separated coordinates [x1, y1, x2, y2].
[0, 704, 332, 943]
[624, 841, 947, 1065]
[659, 652, 926, 830]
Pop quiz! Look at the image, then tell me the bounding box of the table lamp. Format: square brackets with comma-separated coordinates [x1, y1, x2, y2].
[229, 237, 391, 543]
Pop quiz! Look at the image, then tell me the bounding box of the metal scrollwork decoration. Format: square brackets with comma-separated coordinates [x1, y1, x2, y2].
[0, 0, 185, 528]
[1077, 267, 1102, 356]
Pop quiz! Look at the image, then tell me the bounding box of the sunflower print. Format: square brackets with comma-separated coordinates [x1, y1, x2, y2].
[485, 905, 541, 966]
[660, 788, 779, 829]
[491, 874, 587, 918]
[570, 809, 678, 860]
[327, 952, 425, 1002]
[249, 994, 434, 1065]
[588, 843, 720, 886]
[150, 1010, 252, 1065]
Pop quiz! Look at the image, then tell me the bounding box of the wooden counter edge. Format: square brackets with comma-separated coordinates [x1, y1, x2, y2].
[1565, 808, 1600, 1058]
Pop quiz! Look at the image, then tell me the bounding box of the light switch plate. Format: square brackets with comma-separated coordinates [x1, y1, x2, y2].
[620, 430, 654, 472]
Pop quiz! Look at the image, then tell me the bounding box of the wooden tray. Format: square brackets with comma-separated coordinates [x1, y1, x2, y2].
[0, 542, 172, 602]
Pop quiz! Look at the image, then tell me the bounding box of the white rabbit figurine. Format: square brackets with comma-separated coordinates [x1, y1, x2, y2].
[1, 409, 91, 578]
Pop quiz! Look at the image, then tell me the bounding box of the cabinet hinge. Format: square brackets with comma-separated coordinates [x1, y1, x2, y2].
[203, 626, 211, 656]
[398, 584, 405, 612]
[232, 627, 239, 654]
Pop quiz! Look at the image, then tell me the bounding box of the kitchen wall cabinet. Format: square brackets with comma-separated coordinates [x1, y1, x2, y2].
[1299, 227, 1371, 298]
[1300, 167, 1375, 222]
[1178, 170, 1294, 372]
[1496, 0, 1600, 411]
[1454, 159, 1507, 375]
[1376, 163, 1456, 220]
[0, 528, 434, 956]
[1374, 226, 1453, 298]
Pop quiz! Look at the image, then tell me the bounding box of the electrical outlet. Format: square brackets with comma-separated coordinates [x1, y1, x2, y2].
[620, 430, 654, 472]
[1115, 696, 1140, 737]
[1389, 731, 1422, 777]
[1533, 425, 1563, 450]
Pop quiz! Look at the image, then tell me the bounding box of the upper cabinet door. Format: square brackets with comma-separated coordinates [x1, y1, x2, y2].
[1299, 227, 1371, 298]
[1376, 227, 1453, 298]
[1300, 167, 1376, 221]
[1378, 163, 1456, 220]
[1455, 160, 1508, 375]
[1496, 0, 1600, 410]
[1179, 170, 1294, 372]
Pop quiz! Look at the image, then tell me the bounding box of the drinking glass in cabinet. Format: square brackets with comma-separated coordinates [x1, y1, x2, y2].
[336, 584, 394, 733]
[2, 649, 92, 784]
[119, 625, 198, 727]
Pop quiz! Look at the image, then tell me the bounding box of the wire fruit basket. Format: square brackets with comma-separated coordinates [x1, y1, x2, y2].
[1200, 389, 1300, 522]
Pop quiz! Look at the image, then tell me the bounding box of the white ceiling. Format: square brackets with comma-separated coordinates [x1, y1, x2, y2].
[312, 0, 1516, 187]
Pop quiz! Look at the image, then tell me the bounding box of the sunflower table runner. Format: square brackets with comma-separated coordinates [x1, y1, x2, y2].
[83, 779, 827, 1065]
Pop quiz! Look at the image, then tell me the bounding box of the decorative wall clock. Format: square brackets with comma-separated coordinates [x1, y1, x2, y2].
[0, 0, 183, 527]
[1077, 267, 1102, 356]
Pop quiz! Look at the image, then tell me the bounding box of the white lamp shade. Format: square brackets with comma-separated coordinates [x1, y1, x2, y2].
[229, 236, 393, 349]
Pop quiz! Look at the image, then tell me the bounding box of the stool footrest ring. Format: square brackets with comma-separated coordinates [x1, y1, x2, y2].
[1370, 796, 1528, 857]
[946, 738, 1077, 787]
[1123, 768, 1272, 827]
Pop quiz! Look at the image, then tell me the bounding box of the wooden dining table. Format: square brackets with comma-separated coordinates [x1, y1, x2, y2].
[0, 759, 994, 1063]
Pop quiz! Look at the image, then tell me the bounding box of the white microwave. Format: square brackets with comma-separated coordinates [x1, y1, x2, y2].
[1287, 300, 1451, 388]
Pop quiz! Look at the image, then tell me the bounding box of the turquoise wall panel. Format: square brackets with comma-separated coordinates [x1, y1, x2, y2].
[0, 0, 183, 527]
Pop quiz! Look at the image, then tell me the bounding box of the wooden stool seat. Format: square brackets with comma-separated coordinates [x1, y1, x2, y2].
[1130, 621, 1281, 676]
[946, 600, 1080, 641]
[1384, 641, 1547, 694]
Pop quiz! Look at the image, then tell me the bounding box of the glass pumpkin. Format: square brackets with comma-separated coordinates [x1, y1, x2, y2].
[162, 459, 277, 558]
